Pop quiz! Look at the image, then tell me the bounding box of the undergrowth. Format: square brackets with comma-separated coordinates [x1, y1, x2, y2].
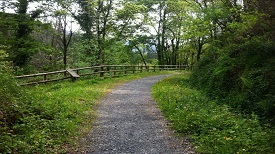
[0, 71, 172, 153]
[152, 73, 275, 154]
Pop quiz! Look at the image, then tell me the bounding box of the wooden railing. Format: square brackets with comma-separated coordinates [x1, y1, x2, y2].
[16, 65, 188, 86]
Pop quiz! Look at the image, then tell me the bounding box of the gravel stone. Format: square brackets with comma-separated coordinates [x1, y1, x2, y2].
[86, 75, 196, 154]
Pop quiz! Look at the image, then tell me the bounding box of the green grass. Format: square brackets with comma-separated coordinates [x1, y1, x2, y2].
[152, 73, 275, 154]
[1, 71, 176, 153]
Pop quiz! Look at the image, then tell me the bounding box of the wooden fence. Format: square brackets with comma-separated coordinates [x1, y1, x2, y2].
[15, 65, 188, 86]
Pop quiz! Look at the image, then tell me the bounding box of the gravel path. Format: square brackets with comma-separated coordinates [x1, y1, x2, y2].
[86, 75, 195, 154]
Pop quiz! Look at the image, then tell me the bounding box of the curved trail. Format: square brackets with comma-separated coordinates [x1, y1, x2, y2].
[86, 75, 195, 154]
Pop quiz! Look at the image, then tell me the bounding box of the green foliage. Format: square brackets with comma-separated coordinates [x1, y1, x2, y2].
[104, 40, 131, 65]
[191, 36, 275, 124]
[69, 38, 98, 67]
[152, 74, 275, 153]
[68, 38, 131, 67]
[0, 51, 23, 122]
[116, 2, 147, 20]
[0, 50, 30, 153]
[186, 0, 275, 126]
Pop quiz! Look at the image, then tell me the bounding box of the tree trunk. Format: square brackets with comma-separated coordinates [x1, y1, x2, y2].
[195, 37, 204, 61]
[134, 45, 147, 66]
[14, 0, 30, 67]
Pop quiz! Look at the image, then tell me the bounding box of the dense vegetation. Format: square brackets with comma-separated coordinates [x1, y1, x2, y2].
[190, 1, 275, 125]
[153, 74, 275, 153]
[0, 0, 274, 153]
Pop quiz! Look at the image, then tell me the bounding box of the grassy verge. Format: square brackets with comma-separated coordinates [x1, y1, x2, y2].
[152, 73, 275, 154]
[1, 71, 175, 153]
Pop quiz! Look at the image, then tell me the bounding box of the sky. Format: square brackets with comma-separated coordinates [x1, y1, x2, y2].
[1, 0, 81, 32]
[1, 0, 244, 34]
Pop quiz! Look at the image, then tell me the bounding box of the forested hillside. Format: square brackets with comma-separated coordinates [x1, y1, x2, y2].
[0, 0, 274, 153]
[190, 0, 275, 125]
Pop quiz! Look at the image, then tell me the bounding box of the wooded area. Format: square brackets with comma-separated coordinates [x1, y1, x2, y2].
[0, 0, 274, 153]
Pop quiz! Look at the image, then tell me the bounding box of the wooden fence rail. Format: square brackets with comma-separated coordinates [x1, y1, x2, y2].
[16, 65, 188, 86]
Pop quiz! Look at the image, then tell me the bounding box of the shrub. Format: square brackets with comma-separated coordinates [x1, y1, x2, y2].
[0, 50, 28, 153]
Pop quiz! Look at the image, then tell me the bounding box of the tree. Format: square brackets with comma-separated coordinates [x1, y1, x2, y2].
[10, 0, 42, 68]
[74, 0, 114, 65]
[73, 0, 149, 65]
[53, 6, 73, 69]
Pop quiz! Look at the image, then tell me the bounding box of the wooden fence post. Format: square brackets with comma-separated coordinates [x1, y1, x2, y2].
[113, 66, 116, 76]
[124, 66, 127, 75]
[132, 66, 135, 74]
[107, 66, 110, 76]
[43, 74, 47, 84]
[100, 65, 104, 77]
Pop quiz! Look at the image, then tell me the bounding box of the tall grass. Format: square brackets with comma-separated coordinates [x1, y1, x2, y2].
[152, 73, 275, 154]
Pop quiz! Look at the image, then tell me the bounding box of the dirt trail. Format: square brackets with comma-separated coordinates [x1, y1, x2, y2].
[86, 75, 195, 154]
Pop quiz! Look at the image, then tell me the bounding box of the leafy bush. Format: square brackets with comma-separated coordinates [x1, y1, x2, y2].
[0, 50, 29, 153]
[152, 74, 275, 153]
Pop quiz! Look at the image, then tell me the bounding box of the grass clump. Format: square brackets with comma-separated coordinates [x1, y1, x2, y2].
[152, 73, 275, 154]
